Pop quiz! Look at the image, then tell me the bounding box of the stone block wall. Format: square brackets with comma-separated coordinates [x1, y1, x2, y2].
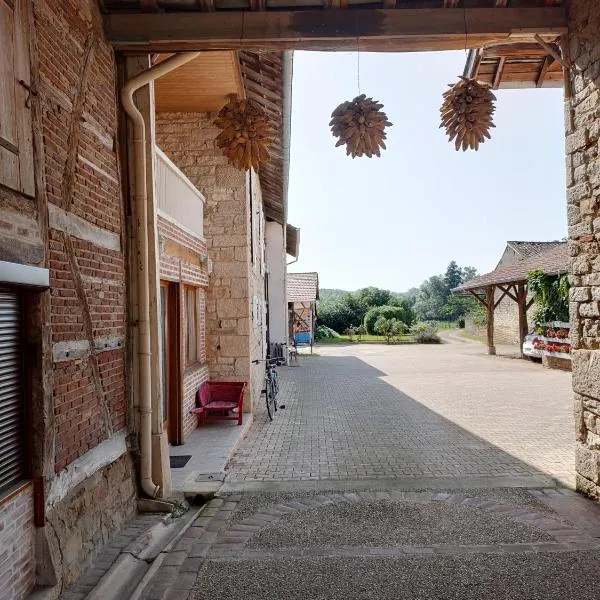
[567, 0, 600, 500]
[45, 453, 136, 589]
[491, 291, 536, 345]
[156, 112, 267, 413]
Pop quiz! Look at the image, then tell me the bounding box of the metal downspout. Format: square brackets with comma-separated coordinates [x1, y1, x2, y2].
[121, 52, 201, 498]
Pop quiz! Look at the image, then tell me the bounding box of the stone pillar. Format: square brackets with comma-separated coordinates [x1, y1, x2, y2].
[567, 1, 600, 500]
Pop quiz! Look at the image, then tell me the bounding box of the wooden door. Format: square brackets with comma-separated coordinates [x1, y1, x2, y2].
[160, 282, 182, 444]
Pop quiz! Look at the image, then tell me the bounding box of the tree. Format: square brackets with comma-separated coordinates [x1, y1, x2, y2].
[374, 317, 406, 344]
[413, 275, 448, 321]
[317, 301, 358, 333]
[364, 305, 413, 334]
[461, 266, 478, 283]
[356, 287, 392, 309]
[444, 261, 463, 292]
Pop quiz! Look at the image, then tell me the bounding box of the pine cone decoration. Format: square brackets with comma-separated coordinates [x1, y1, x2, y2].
[440, 77, 496, 151]
[330, 94, 392, 158]
[214, 97, 273, 171]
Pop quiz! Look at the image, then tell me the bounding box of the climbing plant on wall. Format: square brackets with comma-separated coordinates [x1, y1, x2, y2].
[527, 270, 570, 327]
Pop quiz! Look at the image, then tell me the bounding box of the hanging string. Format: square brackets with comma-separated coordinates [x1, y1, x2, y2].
[355, 12, 361, 95]
[463, 5, 468, 57]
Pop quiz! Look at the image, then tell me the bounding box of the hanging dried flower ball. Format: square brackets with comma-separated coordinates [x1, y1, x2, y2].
[330, 94, 392, 158]
[440, 77, 496, 151]
[214, 96, 273, 171]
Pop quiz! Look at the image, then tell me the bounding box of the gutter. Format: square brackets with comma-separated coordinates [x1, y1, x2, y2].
[121, 52, 201, 498]
[281, 51, 293, 224]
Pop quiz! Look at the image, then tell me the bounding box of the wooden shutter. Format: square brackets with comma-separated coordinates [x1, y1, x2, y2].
[0, 289, 25, 494]
[0, 0, 34, 197]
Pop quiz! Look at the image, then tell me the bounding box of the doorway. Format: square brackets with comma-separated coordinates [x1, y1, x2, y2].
[160, 281, 182, 444]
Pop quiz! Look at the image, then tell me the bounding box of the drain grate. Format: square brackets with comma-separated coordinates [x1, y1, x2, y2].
[170, 455, 192, 469]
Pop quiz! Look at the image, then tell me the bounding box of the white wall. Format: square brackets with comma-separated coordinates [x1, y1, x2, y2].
[265, 221, 287, 345]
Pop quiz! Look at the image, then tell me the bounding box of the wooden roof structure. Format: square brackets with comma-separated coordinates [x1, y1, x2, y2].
[453, 242, 568, 357]
[464, 40, 564, 90]
[99, 2, 567, 54]
[240, 51, 290, 224]
[286, 223, 300, 258]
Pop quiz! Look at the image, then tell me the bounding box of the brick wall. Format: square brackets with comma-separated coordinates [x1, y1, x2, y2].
[566, 0, 600, 499]
[0, 485, 35, 600]
[0, 0, 135, 595]
[156, 113, 265, 413]
[157, 213, 210, 440]
[37, 0, 127, 471]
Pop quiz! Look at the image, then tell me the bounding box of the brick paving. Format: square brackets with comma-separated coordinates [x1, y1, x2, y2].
[225, 341, 574, 485]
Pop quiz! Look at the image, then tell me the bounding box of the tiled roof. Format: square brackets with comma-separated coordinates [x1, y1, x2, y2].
[507, 241, 565, 260]
[287, 272, 319, 303]
[456, 243, 568, 293]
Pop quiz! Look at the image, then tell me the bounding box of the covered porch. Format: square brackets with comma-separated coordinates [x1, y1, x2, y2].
[453, 244, 568, 357]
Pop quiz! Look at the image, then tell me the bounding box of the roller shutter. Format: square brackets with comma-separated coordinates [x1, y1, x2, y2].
[0, 289, 25, 494]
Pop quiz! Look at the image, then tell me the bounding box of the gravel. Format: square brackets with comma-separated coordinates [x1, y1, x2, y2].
[246, 500, 553, 548]
[192, 552, 600, 600]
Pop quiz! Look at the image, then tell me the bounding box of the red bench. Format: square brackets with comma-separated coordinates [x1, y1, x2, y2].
[191, 381, 247, 426]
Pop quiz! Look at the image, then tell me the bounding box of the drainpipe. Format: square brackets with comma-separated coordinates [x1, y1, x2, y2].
[121, 52, 201, 498]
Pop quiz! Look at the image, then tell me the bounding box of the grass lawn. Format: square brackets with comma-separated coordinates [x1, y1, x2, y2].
[317, 334, 415, 345]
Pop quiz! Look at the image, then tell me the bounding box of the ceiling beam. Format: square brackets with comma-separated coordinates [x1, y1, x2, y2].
[536, 55, 553, 87]
[103, 8, 567, 53]
[492, 56, 506, 89]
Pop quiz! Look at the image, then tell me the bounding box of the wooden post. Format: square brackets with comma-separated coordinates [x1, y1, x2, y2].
[486, 286, 496, 355]
[517, 283, 528, 358]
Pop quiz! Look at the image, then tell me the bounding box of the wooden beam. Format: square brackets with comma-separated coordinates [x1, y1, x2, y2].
[516, 283, 528, 358]
[536, 54, 553, 87]
[534, 34, 568, 68]
[249, 0, 266, 10]
[196, 0, 215, 11]
[139, 0, 160, 10]
[103, 8, 568, 53]
[466, 289, 488, 309]
[493, 286, 510, 309]
[486, 286, 496, 356]
[497, 283, 518, 303]
[492, 56, 506, 89]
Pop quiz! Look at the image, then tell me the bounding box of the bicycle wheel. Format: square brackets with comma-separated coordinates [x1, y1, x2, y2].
[265, 376, 275, 421]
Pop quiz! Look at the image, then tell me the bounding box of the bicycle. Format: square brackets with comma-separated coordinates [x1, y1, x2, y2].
[252, 357, 285, 420]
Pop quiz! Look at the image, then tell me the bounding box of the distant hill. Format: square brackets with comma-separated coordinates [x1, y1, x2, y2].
[319, 287, 418, 303]
[319, 289, 349, 303]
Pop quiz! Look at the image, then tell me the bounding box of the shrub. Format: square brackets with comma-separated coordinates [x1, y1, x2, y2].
[410, 322, 441, 344]
[364, 305, 413, 335]
[315, 325, 340, 340]
[374, 317, 406, 344]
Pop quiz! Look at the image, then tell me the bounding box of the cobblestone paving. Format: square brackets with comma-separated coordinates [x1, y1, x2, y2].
[226, 341, 574, 485]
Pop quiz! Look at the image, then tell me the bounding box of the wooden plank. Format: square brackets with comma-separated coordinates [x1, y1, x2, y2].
[536, 54, 553, 87]
[0, 0, 19, 192]
[196, 0, 215, 11]
[492, 56, 506, 89]
[103, 8, 568, 52]
[14, 0, 33, 196]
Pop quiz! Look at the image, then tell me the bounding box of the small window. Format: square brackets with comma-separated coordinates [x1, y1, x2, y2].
[185, 287, 199, 366]
[0, 288, 26, 495]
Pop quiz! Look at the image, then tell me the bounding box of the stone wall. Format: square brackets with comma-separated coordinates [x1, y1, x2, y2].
[45, 453, 136, 589]
[156, 112, 267, 413]
[492, 290, 536, 345]
[567, 0, 600, 500]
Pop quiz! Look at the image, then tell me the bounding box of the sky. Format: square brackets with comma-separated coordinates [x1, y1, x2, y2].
[286, 51, 566, 293]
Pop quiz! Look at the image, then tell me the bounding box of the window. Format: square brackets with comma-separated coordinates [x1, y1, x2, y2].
[0, 0, 34, 196]
[0, 289, 26, 495]
[185, 287, 199, 366]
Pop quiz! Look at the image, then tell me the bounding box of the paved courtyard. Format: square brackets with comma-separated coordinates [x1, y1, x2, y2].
[225, 338, 574, 488]
[78, 339, 589, 600]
